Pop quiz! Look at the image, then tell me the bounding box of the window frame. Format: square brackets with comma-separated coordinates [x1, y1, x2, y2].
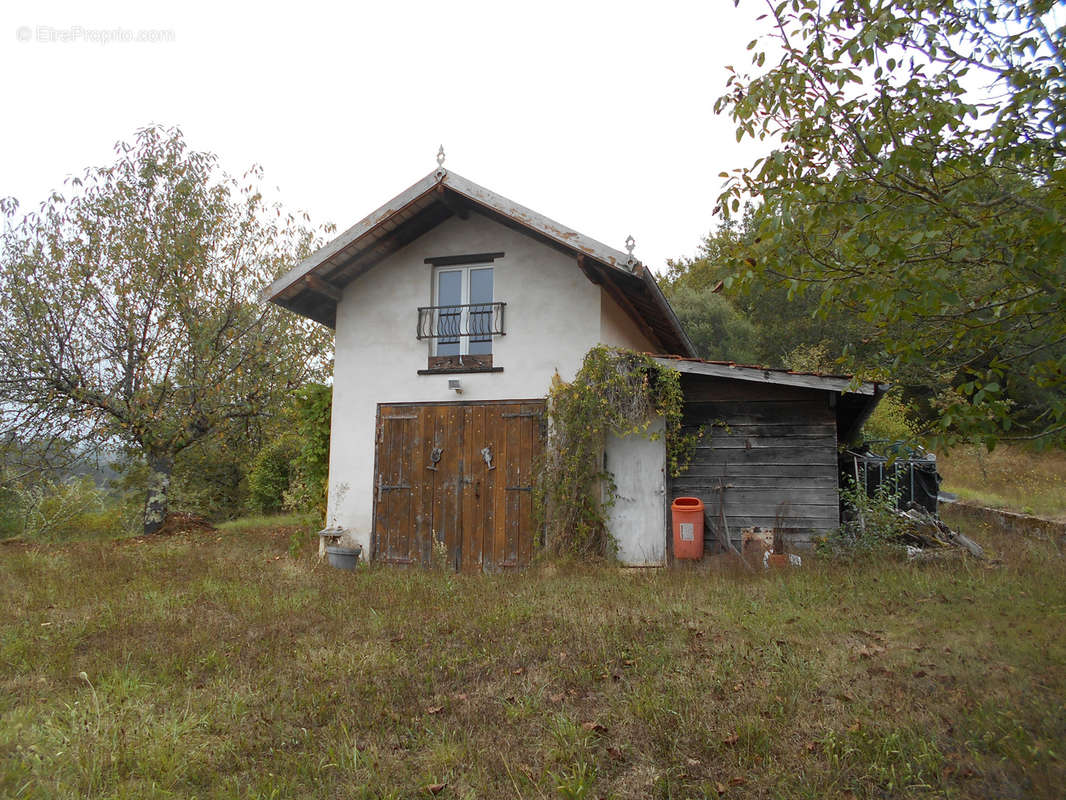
[432, 263, 494, 358]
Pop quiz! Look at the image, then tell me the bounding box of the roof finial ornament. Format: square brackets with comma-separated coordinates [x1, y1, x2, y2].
[624, 234, 638, 269]
[435, 145, 447, 181]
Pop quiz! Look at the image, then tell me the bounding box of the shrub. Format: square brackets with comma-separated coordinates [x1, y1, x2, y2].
[171, 436, 248, 520]
[283, 383, 331, 518]
[247, 436, 300, 513]
[817, 478, 907, 559]
[862, 390, 919, 444]
[12, 476, 122, 541]
[0, 481, 21, 539]
[782, 341, 836, 373]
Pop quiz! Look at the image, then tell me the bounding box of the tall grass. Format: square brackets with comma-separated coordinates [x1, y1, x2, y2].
[1, 520, 1063, 798]
[215, 511, 321, 533]
[937, 444, 1066, 519]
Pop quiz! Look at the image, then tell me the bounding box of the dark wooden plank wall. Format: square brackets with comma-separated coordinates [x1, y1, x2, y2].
[668, 376, 840, 550]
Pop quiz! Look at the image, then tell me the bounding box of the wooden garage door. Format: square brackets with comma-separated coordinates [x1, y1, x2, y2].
[373, 401, 544, 572]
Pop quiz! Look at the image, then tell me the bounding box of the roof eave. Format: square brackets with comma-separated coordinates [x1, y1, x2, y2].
[640, 269, 697, 357]
[441, 171, 641, 275]
[440, 175, 693, 354]
[259, 169, 695, 355]
[838, 384, 889, 443]
[651, 356, 885, 396]
[259, 171, 440, 304]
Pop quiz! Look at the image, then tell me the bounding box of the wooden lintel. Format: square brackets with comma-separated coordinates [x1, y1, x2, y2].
[425, 251, 505, 267]
[576, 255, 603, 285]
[304, 274, 343, 303]
[435, 184, 470, 220]
[599, 270, 662, 349]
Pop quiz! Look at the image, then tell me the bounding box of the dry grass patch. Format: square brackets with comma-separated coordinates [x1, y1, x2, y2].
[937, 444, 1066, 520]
[1, 519, 1064, 798]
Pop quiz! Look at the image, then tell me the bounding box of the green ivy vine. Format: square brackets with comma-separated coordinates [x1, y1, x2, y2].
[534, 346, 701, 558]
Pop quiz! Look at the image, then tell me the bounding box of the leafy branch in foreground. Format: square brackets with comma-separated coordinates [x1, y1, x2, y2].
[535, 347, 698, 558]
[715, 0, 1066, 448]
[0, 126, 333, 533]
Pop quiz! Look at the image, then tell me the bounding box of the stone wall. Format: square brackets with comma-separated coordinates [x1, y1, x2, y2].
[940, 501, 1066, 550]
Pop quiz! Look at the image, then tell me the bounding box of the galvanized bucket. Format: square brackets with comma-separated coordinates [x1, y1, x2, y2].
[325, 544, 362, 571]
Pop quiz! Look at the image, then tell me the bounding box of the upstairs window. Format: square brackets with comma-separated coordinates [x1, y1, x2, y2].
[434, 265, 494, 357]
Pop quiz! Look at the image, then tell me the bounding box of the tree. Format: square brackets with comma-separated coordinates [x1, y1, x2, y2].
[663, 283, 760, 364]
[715, 0, 1066, 448]
[665, 205, 881, 370]
[0, 126, 333, 532]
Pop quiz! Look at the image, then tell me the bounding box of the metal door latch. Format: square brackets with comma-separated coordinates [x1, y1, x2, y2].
[378, 474, 412, 500]
[426, 447, 442, 471]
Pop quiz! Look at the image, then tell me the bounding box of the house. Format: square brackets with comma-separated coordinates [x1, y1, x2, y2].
[262, 159, 884, 570]
[261, 159, 693, 571]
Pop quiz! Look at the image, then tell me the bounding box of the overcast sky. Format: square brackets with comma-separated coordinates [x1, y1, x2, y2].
[1, 0, 772, 272]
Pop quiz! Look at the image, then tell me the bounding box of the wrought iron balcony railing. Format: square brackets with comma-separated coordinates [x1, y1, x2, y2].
[416, 302, 506, 341]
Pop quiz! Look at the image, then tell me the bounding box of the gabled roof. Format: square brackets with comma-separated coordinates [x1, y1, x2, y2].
[652, 356, 888, 444]
[261, 168, 696, 356]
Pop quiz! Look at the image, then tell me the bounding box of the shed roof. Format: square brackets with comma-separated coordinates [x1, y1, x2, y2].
[261, 168, 696, 357]
[651, 356, 883, 395]
[652, 355, 887, 444]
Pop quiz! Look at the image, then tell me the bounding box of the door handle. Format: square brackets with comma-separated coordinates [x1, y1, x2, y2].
[426, 447, 442, 471]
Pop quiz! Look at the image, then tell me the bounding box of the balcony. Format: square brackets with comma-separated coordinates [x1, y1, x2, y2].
[416, 302, 506, 374]
[417, 302, 506, 341]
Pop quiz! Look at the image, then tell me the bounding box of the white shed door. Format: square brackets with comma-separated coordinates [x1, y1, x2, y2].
[605, 418, 667, 566]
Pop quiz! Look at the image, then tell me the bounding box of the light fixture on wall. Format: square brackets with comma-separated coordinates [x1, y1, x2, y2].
[448, 378, 463, 395]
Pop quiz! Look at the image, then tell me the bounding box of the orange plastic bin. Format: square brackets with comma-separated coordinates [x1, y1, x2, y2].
[671, 497, 705, 560]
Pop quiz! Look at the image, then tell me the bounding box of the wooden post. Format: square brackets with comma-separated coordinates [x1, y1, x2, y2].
[709, 485, 752, 571]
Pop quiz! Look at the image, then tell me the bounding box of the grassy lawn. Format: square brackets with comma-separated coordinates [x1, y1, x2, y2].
[937, 444, 1066, 521]
[1, 520, 1064, 799]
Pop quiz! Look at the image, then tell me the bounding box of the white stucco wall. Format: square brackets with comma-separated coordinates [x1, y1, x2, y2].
[605, 418, 667, 566]
[329, 211, 613, 551]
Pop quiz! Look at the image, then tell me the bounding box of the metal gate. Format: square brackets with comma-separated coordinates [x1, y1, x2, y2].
[372, 401, 544, 572]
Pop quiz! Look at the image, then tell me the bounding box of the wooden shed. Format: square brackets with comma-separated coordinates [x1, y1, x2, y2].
[654, 357, 885, 553]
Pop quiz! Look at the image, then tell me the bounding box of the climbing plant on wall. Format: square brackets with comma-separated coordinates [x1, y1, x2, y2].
[535, 346, 699, 558]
